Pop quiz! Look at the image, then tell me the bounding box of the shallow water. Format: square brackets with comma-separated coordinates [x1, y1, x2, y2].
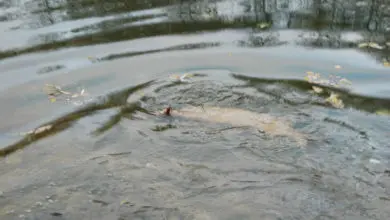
[1, 0, 390, 219]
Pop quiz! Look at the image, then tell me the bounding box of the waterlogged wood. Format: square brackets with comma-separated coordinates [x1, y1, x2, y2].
[171, 106, 308, 147]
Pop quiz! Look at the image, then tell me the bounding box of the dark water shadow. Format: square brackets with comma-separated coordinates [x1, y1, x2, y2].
[0, 19, 257, 60]
[99, 42, 220, 62]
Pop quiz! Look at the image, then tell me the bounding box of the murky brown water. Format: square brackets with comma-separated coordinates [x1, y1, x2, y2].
[1, 0, 390, 219]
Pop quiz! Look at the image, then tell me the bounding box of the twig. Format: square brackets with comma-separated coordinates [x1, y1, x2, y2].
[90, 151, 132, 160]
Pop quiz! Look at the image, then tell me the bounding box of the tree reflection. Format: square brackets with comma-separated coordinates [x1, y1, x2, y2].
[0, 0, 389, 63]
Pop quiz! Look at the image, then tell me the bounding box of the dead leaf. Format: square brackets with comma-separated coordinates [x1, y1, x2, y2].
[312, 86, 323, 94]
[326, 93, 344, 109]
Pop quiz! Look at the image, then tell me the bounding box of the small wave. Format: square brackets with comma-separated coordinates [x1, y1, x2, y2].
[0, 80, 155, 157]
[98, 42, 221, 62]
[2, 73, 388, 158]
[230, 73, 390, 114]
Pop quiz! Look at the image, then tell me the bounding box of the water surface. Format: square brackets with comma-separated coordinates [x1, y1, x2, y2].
[0, 0, 390, 219]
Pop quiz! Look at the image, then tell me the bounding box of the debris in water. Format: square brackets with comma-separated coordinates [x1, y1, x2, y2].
[257, 22, 271, 29]
[105, 152, 132, 157]
[326, 92, 344, 109]
[358, 42, 384, 50]
[43, 84, 90, 105]
[137, 130, 148, 137]
[304, 71, 351, 109]
[312, 86, 323, 94]
[120, 199, 134, 206]
[151, 124, 176, 132]
[37, 65, 65, 74]
[50, 212, 62, 217]
[91, 199, 109, 206]
[169, 73, 194, 82]
[44, 84, 70, 97]
[305, 71, 352, 88]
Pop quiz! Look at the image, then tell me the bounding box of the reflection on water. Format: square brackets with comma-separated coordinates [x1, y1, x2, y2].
[0, 0, 390, 64]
